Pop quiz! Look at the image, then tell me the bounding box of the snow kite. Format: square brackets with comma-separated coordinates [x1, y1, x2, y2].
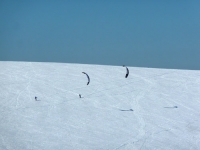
[123, 65, 129, 78]
[82, 72, 90, 85]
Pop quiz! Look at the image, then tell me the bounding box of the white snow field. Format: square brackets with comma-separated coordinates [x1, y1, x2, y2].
[0, 61, 200, 150]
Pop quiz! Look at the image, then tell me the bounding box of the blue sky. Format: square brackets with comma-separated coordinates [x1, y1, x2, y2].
[0, 1, 200, 69]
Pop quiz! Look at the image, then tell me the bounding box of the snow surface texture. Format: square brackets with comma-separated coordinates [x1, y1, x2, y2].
[0, 61, 200, 150]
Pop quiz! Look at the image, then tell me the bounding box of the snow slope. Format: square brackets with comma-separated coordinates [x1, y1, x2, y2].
[0, 61, 200, 150]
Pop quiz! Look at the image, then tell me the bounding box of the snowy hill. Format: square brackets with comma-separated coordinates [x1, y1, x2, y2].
[0, 61, 200, 150]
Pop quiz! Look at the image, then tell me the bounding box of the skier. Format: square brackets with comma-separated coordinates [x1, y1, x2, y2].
[35, 96, 37, 101]
[79, 94, 81, 98]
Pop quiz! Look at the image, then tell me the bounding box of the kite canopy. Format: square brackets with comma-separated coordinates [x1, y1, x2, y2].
[123, 65, 129, 78]
[82, 72, 90, 85]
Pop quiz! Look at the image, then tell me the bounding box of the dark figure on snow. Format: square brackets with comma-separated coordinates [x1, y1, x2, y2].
[35, 96, 37, 101]
[79, 94, 81, 98]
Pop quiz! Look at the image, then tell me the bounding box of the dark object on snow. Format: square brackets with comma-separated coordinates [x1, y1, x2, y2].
[35, 97, 37, 101]
[82, 72, 90, 85]
[164, 106, 178, 108]
[79, 94, 81, 98]
[120, 109, 133, 111]
[123, 65, 129, 78]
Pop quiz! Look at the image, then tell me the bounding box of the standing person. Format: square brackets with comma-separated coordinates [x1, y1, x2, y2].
[35, 96, 37, 101]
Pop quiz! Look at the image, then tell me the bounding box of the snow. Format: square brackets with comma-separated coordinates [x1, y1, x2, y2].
[0, 61, 200, 150]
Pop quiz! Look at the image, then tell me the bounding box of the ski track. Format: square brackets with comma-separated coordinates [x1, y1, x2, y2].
[113, 73, 170, 150]
[113, 86, 151, 149]
[132, 90, 148, 149]
[15, 63, 36, 108]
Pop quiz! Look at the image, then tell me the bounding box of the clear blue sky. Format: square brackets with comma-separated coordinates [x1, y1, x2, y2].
[0, 1, 200, 69]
